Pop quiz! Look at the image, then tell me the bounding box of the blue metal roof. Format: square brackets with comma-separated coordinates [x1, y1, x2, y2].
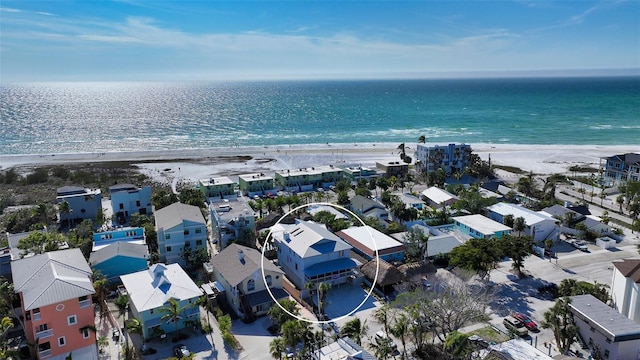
[304, 257, 357, 277]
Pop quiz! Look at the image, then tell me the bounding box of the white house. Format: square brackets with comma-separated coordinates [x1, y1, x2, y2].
[486, 202, 559, 242]
[109, 183, 152, 225]
[569, 294, 640, 360]
[421, 186, 458, 208]
[271, 220, 356, 290]
[336, 225, 407, 262]
[611, 259, 640, 323]
[453, 214, 512, 240]
[155, 203, 208, 267]
[210, 244, 288, 321]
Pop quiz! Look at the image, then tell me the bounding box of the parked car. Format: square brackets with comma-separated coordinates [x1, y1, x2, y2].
[173, 344, 189, 358]
[543, 248, 555, 258]
[503, 316, 528, 337]
[513, 312, 538, 331]
[572, 240, 589, 252]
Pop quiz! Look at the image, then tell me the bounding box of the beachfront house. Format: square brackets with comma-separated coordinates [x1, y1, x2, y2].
[569, 294, 640, 360]
[120, 263, 203, 340]
[376, 161, 409, 178]
[271, 220, 357, 290]
[198, 176, 236, 201]
[415, 143, 472, 176]
[210, 244, 288, 322]
[12, 249, 98, 360]
[600, 152, 640, 187]
[453, 214, 512, 240]
[209, 198, 257, 250]
[611, 259, 640, 323]
[486, 202, 559, 241]
[336, 225, 407, 262]
[109, 183, 152, 225]
[237, 172, 275, 197]
[155, 202, 208, 267]
[89, 241, 149, 284]
[56, 186, 102, 228]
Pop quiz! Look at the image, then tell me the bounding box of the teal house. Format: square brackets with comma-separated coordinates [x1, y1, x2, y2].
[89, 241, 149, 284]
[120, 263, 203, 340]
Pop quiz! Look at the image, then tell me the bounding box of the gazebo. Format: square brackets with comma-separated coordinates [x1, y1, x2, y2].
[360, 257, 405, 293]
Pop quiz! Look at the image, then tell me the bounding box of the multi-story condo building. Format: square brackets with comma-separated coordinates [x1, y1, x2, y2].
[376, 161, 409, 178]
[155, 202, 208, 266]
[415, 143, 472, 175]
[600, 153, 640, 187]
[56, 186, 102, 228]
[109, 183, 152, 224]
[237, 173, 275, 197]
[198, 176, 236, 200]
[12, 249, 98, 360]
[339, 165, 378, 183]
[611, 259, 640, 323]
[275, 167, 324, 192]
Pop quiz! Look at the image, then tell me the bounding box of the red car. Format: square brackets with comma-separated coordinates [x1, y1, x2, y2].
[513, 312, 538, 331]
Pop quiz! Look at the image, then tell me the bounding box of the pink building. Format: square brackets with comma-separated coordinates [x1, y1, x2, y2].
[12, 249, 98, 360]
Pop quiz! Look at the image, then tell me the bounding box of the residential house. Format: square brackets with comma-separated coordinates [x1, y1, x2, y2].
[486, 339, 553, 360]
[486, 202, 559, 241]
[392, 224, 464, 259]
[92, 226, 145, 251]
[237, 173, 275, 197]
[12, 249, 98, 360]
[349, 195, 389, 223]
[313, 337, 378, 360]
[209, 199, 256, 250]
[155, 203, 208, 267]
[271, 220, 356, 289]
[569, 294, 640, 360]
[336, 225, 407, 262]
[376, 161, 409, 178]
[421, 186, 458, 208]
[600, 152, 640, 187]
[198, 176, 236, 200]
[307, 204, 349, 220]
[610, 259, 640, 323]
[90, 241, 149, 284]
[540, 204, 586, 225]
[120, 263, 203, 340]
[453, 214, 512, 240]
[415, 143, 472, 175]
[210, 244, 288, 321]
[56, 186, 102, 228]
[393, 192, 426, 210]
[579, 215, 613, 236]
[109, 183, 152, 224]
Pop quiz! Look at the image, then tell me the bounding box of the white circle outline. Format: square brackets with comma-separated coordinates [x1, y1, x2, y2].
[261, 201, 379, 324]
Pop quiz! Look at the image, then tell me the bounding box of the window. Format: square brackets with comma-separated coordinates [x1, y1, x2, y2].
[184, 229, 190, 235]
[247, 279, 255, 291]
[79, 295, 90, 308]
[58, 337, 66, 347]
[67, 315, 77, 326]
[184, 241, 191, 247]
[119, 203, 124, 209]
[82, 328, 90, 339]
[295, 263, 298, 270]
[196, 240, 202, 246]
[38, 342, 51, 353]
[165, 234, 171, 240]
[195, 228, 202, 234]
[150, 309, 154, 314]
[339, 250, 344, 257]
[266, 275, 272, 286]
[604, 350, 609, 359]
[136, 200, 141, 207]
[167, 246, 172, 252]
[32, 308, 41, 321]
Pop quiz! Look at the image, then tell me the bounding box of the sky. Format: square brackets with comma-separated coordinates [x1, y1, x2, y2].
[1, 1, 639, 82]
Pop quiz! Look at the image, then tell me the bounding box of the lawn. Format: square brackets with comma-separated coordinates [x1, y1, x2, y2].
[467, 325, 510, 343]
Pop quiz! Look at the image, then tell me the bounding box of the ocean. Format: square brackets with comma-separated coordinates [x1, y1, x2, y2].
[1, 77, 638, 155]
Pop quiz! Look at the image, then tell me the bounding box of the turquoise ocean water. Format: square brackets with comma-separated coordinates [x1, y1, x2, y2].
[0, 77, 638, 155]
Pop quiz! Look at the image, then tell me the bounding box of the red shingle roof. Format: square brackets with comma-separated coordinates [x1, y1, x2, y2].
[612, 259, 640, 283]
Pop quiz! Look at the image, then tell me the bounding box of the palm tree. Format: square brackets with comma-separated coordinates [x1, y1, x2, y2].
[340, 317, 369, 346]
[115, 295, 129, 325]
[281, 320, 306, 357]
[269, 337, 286, 360]
[318, 282, 331, 316]
[513, 217, 526, 236]
[418, 135, 426, 144]
[158, 298, 187, 339]
[617, 194, 625, 213]
[391, 313, 409, 359]
[374, 304, 392, 335]
[542, 297, 578, 355]
[304, 282, 317, 312]
[503, 214, 514, 228]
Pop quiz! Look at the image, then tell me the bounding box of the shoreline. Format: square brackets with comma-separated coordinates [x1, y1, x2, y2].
[1, 143, 638, 186]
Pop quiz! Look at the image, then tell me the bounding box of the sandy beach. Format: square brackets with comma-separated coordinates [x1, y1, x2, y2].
[1, 143, 638, 186]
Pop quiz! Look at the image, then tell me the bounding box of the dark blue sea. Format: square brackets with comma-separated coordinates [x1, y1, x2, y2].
[1, 77, 638, 155]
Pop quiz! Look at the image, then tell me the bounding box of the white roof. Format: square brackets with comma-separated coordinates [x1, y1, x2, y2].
[199, 176, 234, 186]
[487, 203, 556, 226]
[394, 192, 425, 206]
[307, 205, 348, 220]
[237, 173, 273, 181]
[338, 225, 403, 252]
[453, 214, 512, 236]
[272, 221, 352, 258]
[421, 187, 458, 204]
[489, 339, 552, 360]
[12, 249, 94, 310]
[120, 263, 203, 312]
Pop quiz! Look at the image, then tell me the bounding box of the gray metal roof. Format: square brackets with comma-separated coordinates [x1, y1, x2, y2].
[350, 195, 385, 213]
[120, 263, 203, 312]
[12, 249, 94, 310]
[89, 241, 149, 265]
[210, 243, 283, 287]
[272, 221, 352, 258]
[155, 202, 206, 230]
[569, 294, 640, 342]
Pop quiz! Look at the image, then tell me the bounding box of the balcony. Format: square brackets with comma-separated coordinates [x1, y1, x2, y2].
[79, 299, 91, 308]
[32, 313, 41, 321]
[36, 328, 53, 339]
[39, 349, 52, 358]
